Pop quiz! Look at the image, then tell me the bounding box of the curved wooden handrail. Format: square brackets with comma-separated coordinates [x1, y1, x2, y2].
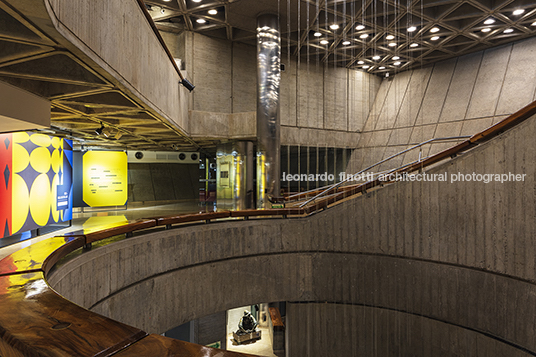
[0, 100, 535, 355]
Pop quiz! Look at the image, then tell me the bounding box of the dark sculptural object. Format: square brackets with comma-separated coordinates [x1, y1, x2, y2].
[238, 310, 258, 335]
[233, 310, 261, 344]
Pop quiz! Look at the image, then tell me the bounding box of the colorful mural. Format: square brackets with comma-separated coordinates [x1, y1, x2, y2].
[0, 132, 73, 239]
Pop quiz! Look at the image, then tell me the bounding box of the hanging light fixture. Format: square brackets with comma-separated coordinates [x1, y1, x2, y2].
[95, 123, 104, 136]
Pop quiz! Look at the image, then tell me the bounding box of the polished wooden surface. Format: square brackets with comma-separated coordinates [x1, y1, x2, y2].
[157, 211, 231, 226]
[85, 219, 157, 243]
[0, 272, 146, 357]
[114, 334, 258, 357]
[230, 208, 305, 217]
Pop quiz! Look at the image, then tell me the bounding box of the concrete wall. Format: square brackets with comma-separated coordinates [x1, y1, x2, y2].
[127, 163, 198, 203]
[350, 36, 536, 173]
[45, 0, 190, 133]
[182, 32, 381, 147]
[49, 113, 536, 355]
[286, 303, 531, 357]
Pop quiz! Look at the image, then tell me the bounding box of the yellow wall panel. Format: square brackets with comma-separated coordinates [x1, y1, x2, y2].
[82, 151, 128, 207]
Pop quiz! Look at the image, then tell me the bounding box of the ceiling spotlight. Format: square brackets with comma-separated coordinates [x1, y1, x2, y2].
[372, 55, 381, 60]
[407, 26, 417, 32]
[503, 28, 514, 33]
[379, 66, 385, 69]
[95, 123, 104, 136]
[430, 27, 440, 33]
[356, 25, 365, 30]
[513, 9, 525, 15]
[320, 39, 329, 45]
[163, 0, 171, 1]
[410, 43, 419, 47]
[431, 36, 440, 41]
[102, 128, 112, 138]
[160, 8, 165, 14]
[192, 0, 202, 2]
[394, 61, 401, 66]
[196, 18, 206, 24]
[330, 24, 340, 30]
[181, 78, 195, 92]
[388, 42, 397, 47]
[357, 60, 365, 64]
[359, 34, 369, 39]
[392, 56, 400, 60]
[208, 9, 218, 15]
[362, 65, 370, 69]
[532, 21, 536, 26]
[314, 32, 322, 37]
[484, 18, 495, 25]
[386, 34, 395, 40]
[481, 28, 491, 32]
[342, 40, 351, 45]
[114, 131, 123, 140]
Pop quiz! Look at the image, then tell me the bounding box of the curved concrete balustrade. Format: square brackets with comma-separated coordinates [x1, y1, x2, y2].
[1, 104, 536, 355]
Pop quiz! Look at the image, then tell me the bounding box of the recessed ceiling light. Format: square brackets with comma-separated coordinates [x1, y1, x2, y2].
[192, 0, 202, 2]
[360, 34, 369, 39]
[196, 18, 206, 24]
[481, 28, 491, 32]
[532, 21, 536, 26]
[379, 66, 385, 70]
[392, 56, 400, 60]
[407, 26, 417, 32]
[357, 60, 365, 64]
[314, 32, 322, 37]
[410, 43, 419, 47]
[513, 9, 525, 15]
[394, 61, 401, 66]
[356, 25, 365, 30]
[388, 42, 397, 47]
[208, 9, 217, 15]
[320, 39, 329, 45]
[372, 55, 381, 60]
[430, 27, 440, 33]
[386, 34, 395, 40]
[342, 40, 351, 45]
[431, 36, 440, 41]
[504, 28, 514, 33]
[163, 0, 171, 2]
[362, 65, 370, 69]
[484, 18, 495, 25]
[330, 24, 340, 30]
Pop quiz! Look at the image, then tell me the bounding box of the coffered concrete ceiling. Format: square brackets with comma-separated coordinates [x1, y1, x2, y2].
[147, 0, 536, 74]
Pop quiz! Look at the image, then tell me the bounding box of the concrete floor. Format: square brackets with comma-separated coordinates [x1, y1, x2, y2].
[226, 327, 277, 357]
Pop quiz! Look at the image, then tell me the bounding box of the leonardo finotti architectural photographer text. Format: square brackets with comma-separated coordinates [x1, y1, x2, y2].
[281, 172, 527, 184]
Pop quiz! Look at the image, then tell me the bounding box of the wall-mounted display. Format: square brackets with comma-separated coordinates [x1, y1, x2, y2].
[82, 151, 127, 207]
[0, 132, 73, 239]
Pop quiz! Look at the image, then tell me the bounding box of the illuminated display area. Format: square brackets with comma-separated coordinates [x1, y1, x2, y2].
[82, 151, 127, 207]
[0, 132, 73, 239]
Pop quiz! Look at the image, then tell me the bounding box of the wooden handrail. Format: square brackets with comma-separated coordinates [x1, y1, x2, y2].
[0, 99, 535, 355]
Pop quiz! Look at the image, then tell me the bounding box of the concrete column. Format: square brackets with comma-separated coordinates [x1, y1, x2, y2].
[256, 13, 281, 208]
